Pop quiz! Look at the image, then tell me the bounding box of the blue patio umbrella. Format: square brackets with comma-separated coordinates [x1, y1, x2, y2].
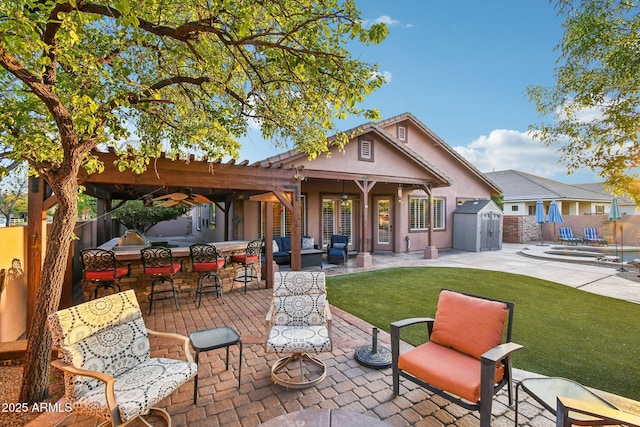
[546, 200, 563, 242]
[535, 199, 547, 245]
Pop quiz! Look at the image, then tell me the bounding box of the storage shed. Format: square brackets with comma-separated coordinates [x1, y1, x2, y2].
[453, 200, 503, 252]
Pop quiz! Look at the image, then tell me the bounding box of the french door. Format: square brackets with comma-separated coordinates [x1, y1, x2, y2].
[373, 196, 393, 252]
[322, 198, 353, 249]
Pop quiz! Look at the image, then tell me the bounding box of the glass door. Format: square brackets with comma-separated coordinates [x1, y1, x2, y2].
[373, 196, 393, 252]
[322, 198, 353, 249]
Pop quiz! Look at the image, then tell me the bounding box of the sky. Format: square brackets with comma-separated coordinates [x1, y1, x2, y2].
[237, 1, 600, 185]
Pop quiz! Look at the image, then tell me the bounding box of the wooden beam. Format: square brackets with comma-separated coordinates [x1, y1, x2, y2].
[26, 176, 45, 330]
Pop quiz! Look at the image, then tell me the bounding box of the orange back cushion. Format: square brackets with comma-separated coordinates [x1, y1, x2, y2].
[429, 290, 508, 360]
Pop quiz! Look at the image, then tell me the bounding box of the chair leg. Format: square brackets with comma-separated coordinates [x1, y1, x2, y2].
[390, 324, 400, 396]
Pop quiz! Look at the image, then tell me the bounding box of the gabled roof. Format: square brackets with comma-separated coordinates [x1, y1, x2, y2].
[377, 112, 502, 194]
[484, 170, 612, 202]
[257, 113, 502, 192]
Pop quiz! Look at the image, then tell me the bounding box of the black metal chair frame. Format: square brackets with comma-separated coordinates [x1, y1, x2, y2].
[232, 239, 263, 294]
[80, 248, 131, 299]
[391, 289, 523, 427]
[189, 243, 225, 307]
[141, 246, 182, 314]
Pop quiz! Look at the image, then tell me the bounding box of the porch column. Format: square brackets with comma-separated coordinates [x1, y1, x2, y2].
[355, 177, 375, 267]
[423, 184, 438, 259]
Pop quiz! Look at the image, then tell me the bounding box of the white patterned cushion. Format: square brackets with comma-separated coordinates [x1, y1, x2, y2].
[47, 290, 197, 423]
[266, 325, 331, 353]
[272, 239, 279, 253]
[70, 357, 197, 422]
[301, 237, 315, 249]
[272, 294, 326, 326]
[273, 271, 326, 297]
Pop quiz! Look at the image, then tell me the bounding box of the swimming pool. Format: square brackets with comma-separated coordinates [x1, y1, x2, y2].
[545, 246, 640, 263]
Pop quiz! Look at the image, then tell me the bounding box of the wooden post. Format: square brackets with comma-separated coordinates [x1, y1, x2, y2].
[26, 176, 45, 329]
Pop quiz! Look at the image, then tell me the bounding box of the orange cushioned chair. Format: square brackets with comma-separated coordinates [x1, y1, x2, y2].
[391, 289, 523, 427]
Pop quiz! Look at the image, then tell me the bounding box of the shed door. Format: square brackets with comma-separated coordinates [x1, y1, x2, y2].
[480, 212, 501, 251]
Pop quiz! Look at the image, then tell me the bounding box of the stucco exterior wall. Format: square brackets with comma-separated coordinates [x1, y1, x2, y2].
[0, 226, 27, 342]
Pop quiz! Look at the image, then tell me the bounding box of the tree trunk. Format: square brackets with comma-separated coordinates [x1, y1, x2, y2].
[19, 159, 80, 403]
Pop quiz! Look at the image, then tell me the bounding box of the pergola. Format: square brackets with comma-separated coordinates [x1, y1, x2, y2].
[26, 149, 301, 326]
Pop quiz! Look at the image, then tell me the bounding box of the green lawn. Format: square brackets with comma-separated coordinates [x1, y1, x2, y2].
[326, 267, 640, 400]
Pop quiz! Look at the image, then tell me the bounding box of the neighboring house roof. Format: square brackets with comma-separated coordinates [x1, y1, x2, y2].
[484, 170, 613, 202]
[257, 113, 501, 193]
[572, 182, 636, 206]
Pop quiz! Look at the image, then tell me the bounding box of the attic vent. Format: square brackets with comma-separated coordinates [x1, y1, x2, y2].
[397, 125, 407, 141]
[359, 139, 373, 162]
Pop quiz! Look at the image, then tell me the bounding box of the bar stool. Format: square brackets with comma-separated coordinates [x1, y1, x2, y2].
[189, 243, 225, 307]
[141, 246, 182, 314]
[231, 239, 263, 294]
[80, 248, 131, 299]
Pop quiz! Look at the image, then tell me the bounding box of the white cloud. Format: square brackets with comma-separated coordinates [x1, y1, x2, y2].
[363, 15, 412, 29]
[454, 129, 568, 178]
[370, 70, 392, 83]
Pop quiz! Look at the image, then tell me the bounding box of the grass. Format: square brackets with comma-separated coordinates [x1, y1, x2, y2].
[326, 267, 640, 401]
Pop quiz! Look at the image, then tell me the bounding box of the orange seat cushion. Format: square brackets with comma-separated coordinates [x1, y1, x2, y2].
[231, 254, 259, 263]
[144, 263, 181, 276]
[192, 259, 225, 272]
[398, 341, 504, 403]
[84, 267, 129, 281]
[430, 290, 507, 360]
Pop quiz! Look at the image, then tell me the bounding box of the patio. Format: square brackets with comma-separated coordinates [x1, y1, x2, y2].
[29, 244, 640, 426]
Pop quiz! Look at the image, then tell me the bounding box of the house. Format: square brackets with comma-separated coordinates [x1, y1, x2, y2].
[193, 113, 501, 263]
[484, 169, 637, 217]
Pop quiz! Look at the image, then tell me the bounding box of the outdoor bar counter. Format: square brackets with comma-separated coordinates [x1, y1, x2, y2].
[95, 239, 261, 298]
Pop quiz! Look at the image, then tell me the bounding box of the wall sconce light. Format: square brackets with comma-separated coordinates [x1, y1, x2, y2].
[397, 184, 403, 203]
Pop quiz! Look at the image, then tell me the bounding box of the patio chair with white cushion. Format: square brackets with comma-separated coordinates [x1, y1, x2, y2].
[47, 290, 197, 426]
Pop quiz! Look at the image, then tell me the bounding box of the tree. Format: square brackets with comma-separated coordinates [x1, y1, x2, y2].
[0, 0, 387, 402]
[0, 163, 28, 224]
[527, 0, 640, 202]
[112, 200, 188, 233]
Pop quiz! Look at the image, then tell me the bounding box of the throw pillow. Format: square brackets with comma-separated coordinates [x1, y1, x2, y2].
[333, 243, 346, 249]
[272, 240, 279, 253]
[302, 237, 315, 249]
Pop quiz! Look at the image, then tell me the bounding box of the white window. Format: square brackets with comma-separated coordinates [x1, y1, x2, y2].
[261, 196, 306, 237]
[410, 197, 445, 230]
[433, 198, 445, 230]
[410, 197, 428, 230]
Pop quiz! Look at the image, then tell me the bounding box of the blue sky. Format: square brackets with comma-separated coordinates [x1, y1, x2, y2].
[238, 1, 597, 184]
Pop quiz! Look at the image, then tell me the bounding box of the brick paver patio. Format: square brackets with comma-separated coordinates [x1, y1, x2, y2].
[38, 280, 559, 427]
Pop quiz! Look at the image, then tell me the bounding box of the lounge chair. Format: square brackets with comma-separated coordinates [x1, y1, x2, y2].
[557, 227, 582, 245]
[391, 289, 523, 427]
[583, 228, 607, 245]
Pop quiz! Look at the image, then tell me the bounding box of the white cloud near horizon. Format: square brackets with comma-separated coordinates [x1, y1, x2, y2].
[454, 129, 569, 178]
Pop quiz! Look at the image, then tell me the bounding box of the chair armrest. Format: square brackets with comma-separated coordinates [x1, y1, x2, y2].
[265, 302, 275, 350]
[51, 359, 118, 416]
[390, 317, 435, 330]
[481, 342, 523, 363]
[147, 329, 194, 363]
[556, 396, 640, 427]
[325, 301, 332, 350]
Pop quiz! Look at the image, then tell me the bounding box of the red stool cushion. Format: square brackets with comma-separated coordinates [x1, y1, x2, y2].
[144, 263, 181, 276]
[193, 259, 225, 272]
[85, 267, 129, 281]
